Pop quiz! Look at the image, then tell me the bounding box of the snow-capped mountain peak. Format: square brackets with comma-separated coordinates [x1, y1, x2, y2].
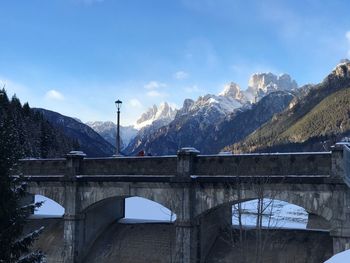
[219, 82, 244, 101]
[134, 102, 176, 130]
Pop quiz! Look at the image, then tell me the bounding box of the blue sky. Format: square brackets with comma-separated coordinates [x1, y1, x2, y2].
[1, 0, 350, 125]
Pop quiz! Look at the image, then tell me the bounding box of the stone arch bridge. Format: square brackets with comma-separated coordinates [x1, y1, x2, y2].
[16, 144, 350, 263]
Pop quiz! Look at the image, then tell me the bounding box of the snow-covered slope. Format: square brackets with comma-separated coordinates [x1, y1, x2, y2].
[177, 82, 248, 118]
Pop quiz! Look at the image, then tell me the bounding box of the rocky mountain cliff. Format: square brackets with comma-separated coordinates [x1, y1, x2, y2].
[35, 108, 115, 157]
[134, 102, 176, 130]
[245, 73, 298, 102]
[227, 60, 350, 153]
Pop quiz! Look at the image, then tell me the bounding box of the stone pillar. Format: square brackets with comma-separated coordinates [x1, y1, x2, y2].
[174, 218, 199, 263]
[331, 144, 344, 180]
[62, 151, 85, 263]
[174, 148, 200, 263]
[177, 147, 199, 178]
[331, 227, 350, 254]
[332, 236, 350, 254]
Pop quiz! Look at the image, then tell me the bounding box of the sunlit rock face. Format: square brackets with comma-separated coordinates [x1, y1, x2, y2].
[134, 102, 176, 130]
[245, 72, 298, 102]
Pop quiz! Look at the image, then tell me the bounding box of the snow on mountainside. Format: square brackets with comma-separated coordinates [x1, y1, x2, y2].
[134, 102, 176, 130]
[176, 82, 248, 119]
[86, 121, 138, 149]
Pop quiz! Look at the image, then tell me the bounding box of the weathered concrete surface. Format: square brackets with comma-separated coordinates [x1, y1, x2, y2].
[24, 218, 64, 263]
[207, 228, 333, 263]
[26, 218, 333, 263]
[307, 213, 331, 230]
[85, 222, 175, 263]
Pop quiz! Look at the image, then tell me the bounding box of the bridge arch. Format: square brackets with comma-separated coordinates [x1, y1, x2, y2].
[26, 182, 65, 209]
[193, 186, 334, 224]
[35, 195, 65, 216]
[78, 184, 179, 215]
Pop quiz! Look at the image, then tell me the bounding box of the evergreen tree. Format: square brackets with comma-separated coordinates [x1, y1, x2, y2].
[0, 90, 45, 262]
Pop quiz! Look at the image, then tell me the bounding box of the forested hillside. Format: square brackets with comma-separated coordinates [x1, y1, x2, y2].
[0, 89, 77, 158]
[227, 62, 350, 153]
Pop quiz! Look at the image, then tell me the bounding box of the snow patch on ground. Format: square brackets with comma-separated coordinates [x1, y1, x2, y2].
[232, 199, 308, 229]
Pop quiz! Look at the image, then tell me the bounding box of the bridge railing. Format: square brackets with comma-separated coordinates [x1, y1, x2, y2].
[193, 153, 332, 176]
[81, 156, 177, 176]
[17, 158, 66, 176]
[15, 150, 333, 179]
[16, 156, 178, 177]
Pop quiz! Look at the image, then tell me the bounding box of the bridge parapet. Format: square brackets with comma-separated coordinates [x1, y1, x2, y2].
[18, 158, 66, 176]
[193, 152, 332, 176]
[16, 150, 334, 178]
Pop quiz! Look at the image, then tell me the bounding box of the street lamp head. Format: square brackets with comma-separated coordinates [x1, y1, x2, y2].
[115, 99, 122, 110]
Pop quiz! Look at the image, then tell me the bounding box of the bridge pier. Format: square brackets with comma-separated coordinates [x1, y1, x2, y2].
[332, 236, 350, 254]
[174, 219, 198, 263]
[62, 151, 126, 263]
[174, 148, 200, 263]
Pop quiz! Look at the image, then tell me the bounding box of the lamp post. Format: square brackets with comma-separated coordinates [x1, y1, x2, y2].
[115, 99, 122, 156]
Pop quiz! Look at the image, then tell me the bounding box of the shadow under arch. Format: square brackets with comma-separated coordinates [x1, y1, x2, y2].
[79, 187, 179, 216]
[79, 195, 177, 263]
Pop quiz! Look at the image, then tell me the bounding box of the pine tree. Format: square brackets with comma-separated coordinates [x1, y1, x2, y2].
[0, 90, 45, 263]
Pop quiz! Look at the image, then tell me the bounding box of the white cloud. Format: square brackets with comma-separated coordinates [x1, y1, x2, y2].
[174, 71, 189, 80]
[129, 98, 142, 108]
[144, 81, 167, 90]
[146, 90, 163, 97]
[45, 90, 65, 101]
